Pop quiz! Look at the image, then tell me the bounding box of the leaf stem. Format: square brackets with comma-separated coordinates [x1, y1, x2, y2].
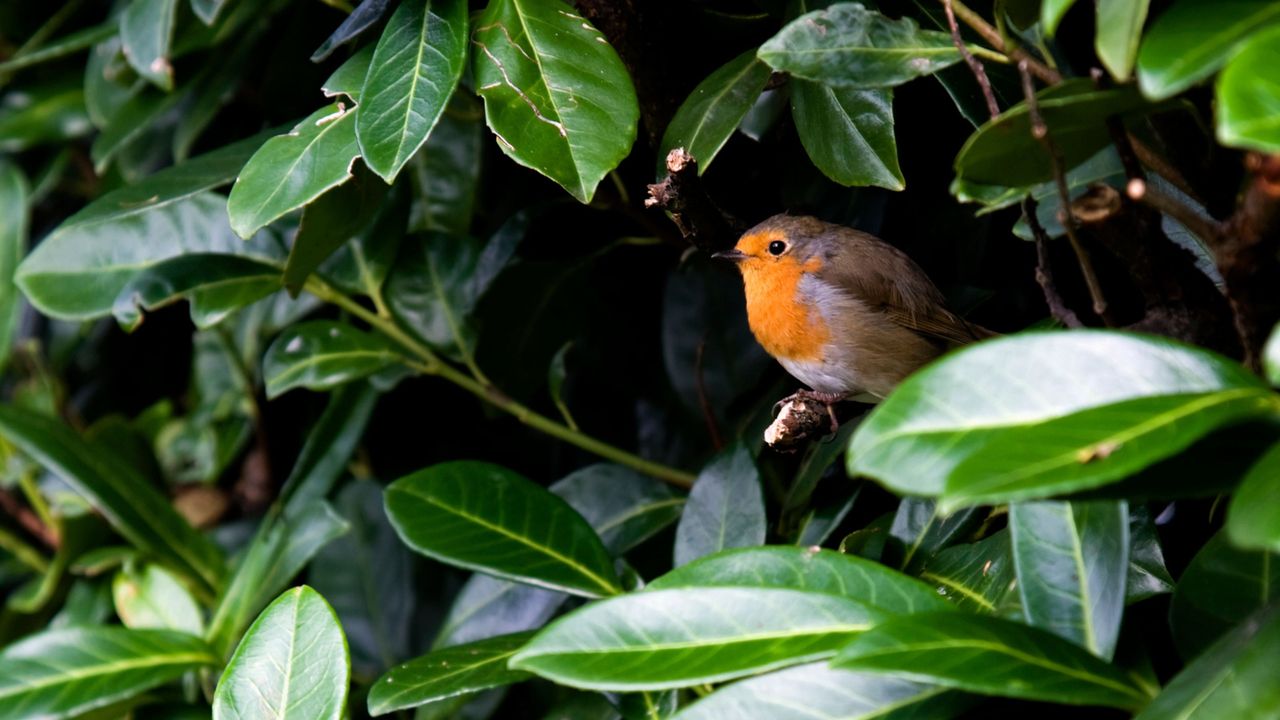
[0, 524, 48, 573]
[306, 279, 696, 489]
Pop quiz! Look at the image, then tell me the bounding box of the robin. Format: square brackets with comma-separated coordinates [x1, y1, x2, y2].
[715, 214, 995, 431]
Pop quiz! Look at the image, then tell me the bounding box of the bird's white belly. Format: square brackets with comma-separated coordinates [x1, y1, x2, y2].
[776, 354, 861, 396]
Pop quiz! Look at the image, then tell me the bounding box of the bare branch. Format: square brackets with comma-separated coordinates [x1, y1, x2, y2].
[943, 0, 999, 119]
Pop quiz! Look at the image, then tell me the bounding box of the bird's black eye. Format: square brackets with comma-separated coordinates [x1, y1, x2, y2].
[767, 240, 787, 256]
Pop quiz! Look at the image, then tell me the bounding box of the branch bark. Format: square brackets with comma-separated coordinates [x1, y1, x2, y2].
[1218, 153, 1280, 369]
[646, 148, 739, 253]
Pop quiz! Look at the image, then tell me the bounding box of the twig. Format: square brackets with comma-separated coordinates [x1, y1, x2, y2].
[1219, 153, 1280, 369]
[646, 148, 740, 253]
[944, 0, 999, 119]
[0, 488, 58, 549]
[948, 0, 1061, 84]
[1020, 61, 1114, 325]
[1127, 180, 1225, 247]
[1024, 197, 1084, 328]
[305, 277, 697, 489]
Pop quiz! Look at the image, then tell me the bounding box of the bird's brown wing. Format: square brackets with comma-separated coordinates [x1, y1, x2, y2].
[818, 229, 996, 346]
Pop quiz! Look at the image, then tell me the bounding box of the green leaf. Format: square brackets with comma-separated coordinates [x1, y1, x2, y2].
[1228, 442, 1280, 552]
[511, 587, 887, 690]
[670, 662, 962, 720]
[549, 464, 683, 555]
[1135, 604, 1280, 720]
[114, 563, 205, 635]
[433, 573, 565, 648]
[407, 92, 482, 234]
[14, 133, 273, 320]
[1010, 500, 1128, 659]
[90, 86, 186, 175]
[85, 38, 135, 130]
[674, 443, 765, 566]
[847, 331, 1276, 511]
[0, 85, 92, 152]
[888, 498, 983, 572]
[206, 502, 350, 657]
[0, 405, 224, 594]
[226, 105, 360, 239]
[0, 627, 215, 720]
[191, 0, 233, 25]
[1170, 531, 1279, 659]
[279, 382, 380, 516]
[112, 254, 283, 332]
[472, 0, 639, 202]
[1096, 0, 1150, 81]
[214, 586, 350, 720]
[285, 165, 388, 294]
[792, 81, 902, 189]
[954, 81, 1152, 186]
[322, 43, 375, 103]
[1266, 323, 1280, 386]
[657, 50, 772, 175]
[1137, 0, 1280, 101]
[357, 0, 467, 182]
[310, 481, 415, 675]
[1041, 0, 1080, 35]
[833, 612, 1150, 709]
[1126, 506, 1174, 604]
[918, 530, 1021, 616]
[321, 184, 409, 303]
[758, 3, 960, 88]
[311, 0, 394, 62]
[263, 320, 405, 398]
[367, 632, 533, 715]
[651, 545, 953, 614]
[119, 0, 178, 90]
[1215, 25, 1280, 154]
[384, 461, 621, 597]
[0, 159, 27, 371]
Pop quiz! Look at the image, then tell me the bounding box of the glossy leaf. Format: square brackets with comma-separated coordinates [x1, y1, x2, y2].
[472, 0, 639, 202]
[285, 166, 387, 294]
[651, 545, 952, 614]
[1137, 0, 1280, 100]
[1126, 506, 1174, 604]
[311, 0, 392, 62]
[357, 0, 467, 181]
[758, 3, 960, 88]
[119, 0, 178, 90]
[671, 662, 961, 720]
[1135, 604, 1280, 720]
[1041, 0, 1079, 35]
[15, 134, 272, 320]
[1216, 25, 1280, 154]
[658, 50, 771, 175]
[1096, 0, 1150, 81]
[918, 530, 1021, 616]
[206, 502, 350, 657]
[278, 381, 380, 515]
[407, 92, 482, 234]
[113, 563, 205, 635]
[1170, 531, 1279, 659]
[226, 105, 360, 239]
[191, 0, 233, 25]
[792, 81, 902, 189]
[1266, 323, 1280, 386]
[310, 481, 415, 675]
[511, 587, 887, 690]
[90, 86, 186, 174]
[888, 498, 982, 571]
[213, 587, 349, 720]
[847, 331, 1275, 511]
[322, 44, 375, 103]
[549, 464, 683, 555]
[433, 573, 565, 648]
[0, 627, 215, 720]
[954, 81, 1152, 186]
[1010, 500, 1128, 659]
[263, 320, 404, 398]
[833, 612, 1150, 709]
[321, 183, 409, 303]
[1227, 442, 1280, 552]
[0, 85, 91, 152]
[112, 254, 282, 332]
[384, 461, 621, 597]
[367, 632, 533, 715]
[0, 159, 26, 371]
[0, 405, 224, 594]
[674, 443, 765, 566]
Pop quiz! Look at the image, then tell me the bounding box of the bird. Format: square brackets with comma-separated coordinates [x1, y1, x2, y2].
[714, 214, 995, 432]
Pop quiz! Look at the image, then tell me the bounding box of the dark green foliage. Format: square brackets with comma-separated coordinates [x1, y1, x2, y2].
[1, 1, 1279, 718]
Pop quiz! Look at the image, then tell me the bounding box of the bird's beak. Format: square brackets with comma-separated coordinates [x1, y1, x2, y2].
[712, 248, 747, 263]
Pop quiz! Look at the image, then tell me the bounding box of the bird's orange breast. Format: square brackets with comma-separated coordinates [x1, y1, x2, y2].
[739, 253, 830, 363]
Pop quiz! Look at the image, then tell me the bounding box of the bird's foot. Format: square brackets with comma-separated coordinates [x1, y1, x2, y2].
[774, 389, 846, 435]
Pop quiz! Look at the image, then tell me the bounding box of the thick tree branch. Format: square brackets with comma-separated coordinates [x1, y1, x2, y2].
[1218, 153, 1280, 369]
[646, 148, 739, 253]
